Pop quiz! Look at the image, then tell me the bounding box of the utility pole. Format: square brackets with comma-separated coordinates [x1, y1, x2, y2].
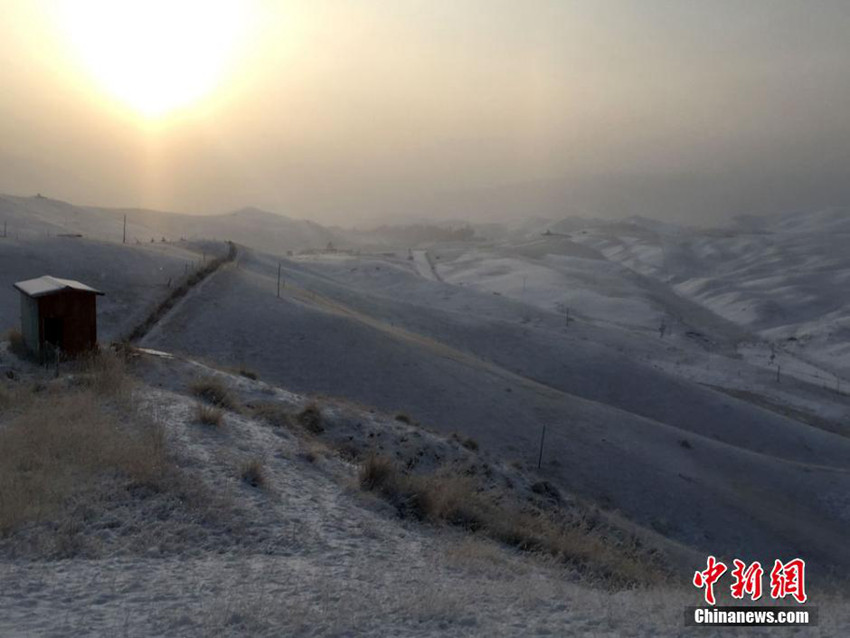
[537, 425, 547, 469]
[123, 214, 126, 244]
[277, 262, 281, 298]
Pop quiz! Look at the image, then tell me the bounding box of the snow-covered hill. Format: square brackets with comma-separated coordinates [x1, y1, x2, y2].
[556, 209, 850, 375]
[3, 194, 850, 629]
[0, 194, 339, 253]
[136, 244, 850, 577]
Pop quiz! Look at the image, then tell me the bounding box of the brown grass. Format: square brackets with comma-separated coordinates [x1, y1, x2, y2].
[196, 403, 224, 426]
[251, 403, 293, 429]
[0, 390, 170, 538]
[300, 440, 331, 464]
[240, 459, 266, 488]
[6, 329, 30, 360]
[297, 403, 324, 434]
[451, 432, 479, 451]
[0, 381, 17, 413]
[190, 376, 239, 410]
[75, 348, 133, 397]
[358, 455, 659, 587]
[359, 454, 397, 491]
[236, 367, 258, 381]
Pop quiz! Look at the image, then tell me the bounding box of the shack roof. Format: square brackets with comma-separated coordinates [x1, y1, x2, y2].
[13, 275, 104, 298]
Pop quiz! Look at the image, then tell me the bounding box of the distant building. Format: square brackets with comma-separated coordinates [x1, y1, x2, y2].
[13, 276, 104, 358]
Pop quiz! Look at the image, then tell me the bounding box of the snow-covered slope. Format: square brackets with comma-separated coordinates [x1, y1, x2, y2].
[4, 193, 850, 594]
[560, 209, 850, 375]
[137, 245, 850, 576]
[5, 349, 846, 636]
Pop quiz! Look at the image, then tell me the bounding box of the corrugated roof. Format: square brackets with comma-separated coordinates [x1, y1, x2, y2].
[13, 275, 104, 298]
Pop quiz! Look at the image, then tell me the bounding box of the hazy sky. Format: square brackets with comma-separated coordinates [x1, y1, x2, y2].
[2, 1, 849, 224]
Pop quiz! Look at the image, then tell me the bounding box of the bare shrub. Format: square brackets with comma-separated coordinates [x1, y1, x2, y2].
[297, 403, 323, 434]
[190, 376, 238, 410]
[240, 459, 266, 488]
[196, 403, 223, 426]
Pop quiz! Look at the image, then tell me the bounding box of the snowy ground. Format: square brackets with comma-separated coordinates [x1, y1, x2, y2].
[2, 350, 846, 637]
[135, 246, 850, 580]
[3, 196, 850, 634]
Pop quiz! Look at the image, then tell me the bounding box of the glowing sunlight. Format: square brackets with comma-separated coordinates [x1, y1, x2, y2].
[53, 0, 254, 117]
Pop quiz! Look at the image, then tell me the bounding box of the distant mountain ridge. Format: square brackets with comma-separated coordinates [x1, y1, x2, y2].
[0, 195, 339, 253]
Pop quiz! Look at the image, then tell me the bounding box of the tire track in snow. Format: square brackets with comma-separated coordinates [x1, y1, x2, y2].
[412, 250, 442, 282]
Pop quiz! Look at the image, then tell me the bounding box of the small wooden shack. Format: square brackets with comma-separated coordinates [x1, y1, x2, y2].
[13, 275, 104, 358]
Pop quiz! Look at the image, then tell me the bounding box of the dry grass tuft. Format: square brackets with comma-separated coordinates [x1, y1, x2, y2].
[359, 456, 483, 526]
[451, 432, 479, 451]
[0, 382, 18, 413]
[196, 403, 224, 426]
[190, 376, 239, 410]
[6, 329, 31, 360]
[76, 348, 133, 397]
[251, 403, 293, 429]
[359, 454, 398, 491]
[300, 441, 331, 464]
[297, 403, 324, 434]
[0, 390, 170, 537]
[237, 367, 258, 381]
[240, 459, 266, 488]
[358, 455, 659, 587]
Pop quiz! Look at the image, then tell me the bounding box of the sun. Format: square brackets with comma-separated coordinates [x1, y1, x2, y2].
[54, 0, 252, 118]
